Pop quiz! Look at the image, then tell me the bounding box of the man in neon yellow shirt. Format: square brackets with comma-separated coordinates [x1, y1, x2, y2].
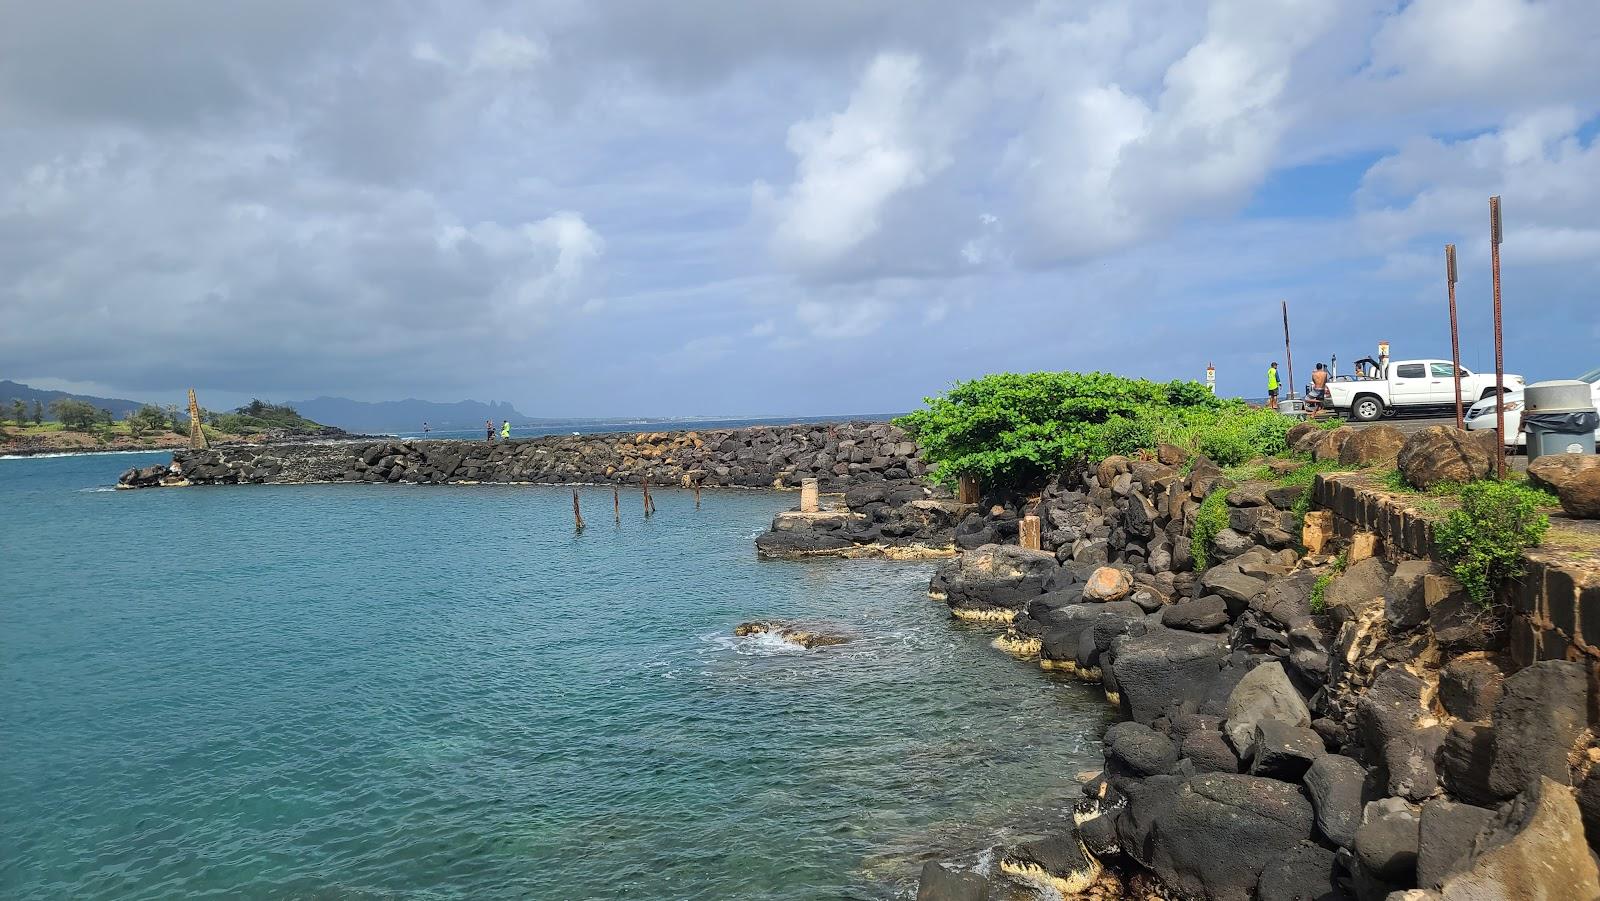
[1267, 362, 1280, 410]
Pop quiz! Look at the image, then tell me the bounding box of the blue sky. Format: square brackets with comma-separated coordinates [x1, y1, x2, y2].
[2, 0, 1597, 417]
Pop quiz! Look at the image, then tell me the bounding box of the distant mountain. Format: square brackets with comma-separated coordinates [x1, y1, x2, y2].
[285, 396, 532, 433]
[0, 380, 152, 420]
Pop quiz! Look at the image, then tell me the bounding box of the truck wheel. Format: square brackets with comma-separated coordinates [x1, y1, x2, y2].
[1351, 395, 1383, 422]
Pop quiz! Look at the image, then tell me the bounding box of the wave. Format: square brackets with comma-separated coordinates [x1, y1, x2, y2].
[0, 449, 168, 461]
[700, 631, 811, 657]
[77, 486, 119, 493]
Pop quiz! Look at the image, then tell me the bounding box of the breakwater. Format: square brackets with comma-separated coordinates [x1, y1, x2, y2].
[117, 421, 925, 490]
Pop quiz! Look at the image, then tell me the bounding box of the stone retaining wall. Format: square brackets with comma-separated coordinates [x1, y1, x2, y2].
[1315, 471, 1600, 672]
[119, 421, 926, 491]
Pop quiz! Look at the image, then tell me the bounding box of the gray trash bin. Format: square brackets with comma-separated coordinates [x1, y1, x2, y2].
[1523, 380, 1598, 463]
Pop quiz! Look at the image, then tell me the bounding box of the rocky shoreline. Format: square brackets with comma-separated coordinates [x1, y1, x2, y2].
[877, 425, 1600, 900]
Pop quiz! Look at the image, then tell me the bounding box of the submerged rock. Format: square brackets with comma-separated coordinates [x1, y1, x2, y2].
[732, 621, 848, 649]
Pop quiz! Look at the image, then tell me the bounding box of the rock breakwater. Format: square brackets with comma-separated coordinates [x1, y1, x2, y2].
[118, 421, 925, 490]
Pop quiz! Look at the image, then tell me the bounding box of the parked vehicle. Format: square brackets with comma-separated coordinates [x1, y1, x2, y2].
[1466, 365, 1600, 448]
[1326, 359, 1524, 422]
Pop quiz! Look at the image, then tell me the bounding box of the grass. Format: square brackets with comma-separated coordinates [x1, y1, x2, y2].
[1308, 551, 1347, 614]
[1190, 489, 1231, 572]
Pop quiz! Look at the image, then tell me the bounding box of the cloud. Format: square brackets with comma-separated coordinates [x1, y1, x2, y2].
[755, 53, 949, 272]
[1, 0, 1599, 416]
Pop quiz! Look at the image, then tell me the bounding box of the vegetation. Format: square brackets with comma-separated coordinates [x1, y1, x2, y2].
[10, 399, 24, 426]
[213, 400, 327, 435]
[1190, 489, 1231, 572]
[49, 398, 102, 431]
[32, 400, 43, 425]
[1435, 480, 1551, 608]
[896, 371, 1295, 490]
[125, 405, 171, 438]
[1308, 552, 1347, 614]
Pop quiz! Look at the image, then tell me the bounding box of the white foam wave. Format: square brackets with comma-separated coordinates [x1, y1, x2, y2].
[701, 631, 810, 657]
[77, 486, 118, 493]
[1, 449, 166, 460]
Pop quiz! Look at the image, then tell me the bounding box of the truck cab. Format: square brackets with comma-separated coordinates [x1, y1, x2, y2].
[1326, 359, 1524, 421]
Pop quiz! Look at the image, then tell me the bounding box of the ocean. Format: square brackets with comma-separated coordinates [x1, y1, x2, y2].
[1, 452, 1109, 900]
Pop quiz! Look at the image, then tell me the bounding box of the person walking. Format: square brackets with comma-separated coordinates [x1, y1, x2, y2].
[1266, 362, 1280, 410]
[486, 419, 494, 443]
[1306, 363, 1330, 416]
[501, 420, 511, 441]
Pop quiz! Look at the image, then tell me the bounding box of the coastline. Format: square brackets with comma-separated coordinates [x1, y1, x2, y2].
[94, 416, 1600, 899]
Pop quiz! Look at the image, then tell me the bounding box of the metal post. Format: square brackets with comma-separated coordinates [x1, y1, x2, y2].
[1281, 301, 1296, 405]
[1446, 244, 1464, 430]
[1489, 196, 1506, 479]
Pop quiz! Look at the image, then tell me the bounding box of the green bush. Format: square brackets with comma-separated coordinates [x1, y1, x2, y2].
[1435, 480, 1550, 608]
[215, 400, 327, 435]
[50, 398, 99, 431]
[896, 371, 1245, 489]
[1190, 489, 1230, 571]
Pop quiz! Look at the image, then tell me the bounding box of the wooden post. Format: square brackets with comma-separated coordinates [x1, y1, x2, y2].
[1281, 300, 1296, 406]
[694, 484, 701, 509]
[1019, 514, 1042, 551]
[573, 490, 585, 532]
[643, 478, 655, 517]
[1446, 244, 1464, 430]
[1489, 196, 1506, 480]
[800, 477, 820, 513]
[958, 474, 980, 505]
[614, 485, 620, 523]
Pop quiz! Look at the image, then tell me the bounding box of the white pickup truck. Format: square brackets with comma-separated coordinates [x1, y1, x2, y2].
[1326, 359, 1525, 422]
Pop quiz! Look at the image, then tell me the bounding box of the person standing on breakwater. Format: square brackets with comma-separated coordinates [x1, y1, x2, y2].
[501, 420, 511, 441]
[1267, 362, 1280, 410]
[422, 421, 430, 434]
[486, 420, 494, 443]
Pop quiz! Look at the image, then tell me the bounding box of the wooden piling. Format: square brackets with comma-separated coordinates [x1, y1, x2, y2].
[614, 485, 621, 523]
[573, 490, 585, 532]
[694, 483, 701, 509]
[1019, 514, 1042, 551]
[958, 474, 980, 505]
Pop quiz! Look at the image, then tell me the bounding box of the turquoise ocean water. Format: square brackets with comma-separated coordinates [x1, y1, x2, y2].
[1, 452, 1109, 900]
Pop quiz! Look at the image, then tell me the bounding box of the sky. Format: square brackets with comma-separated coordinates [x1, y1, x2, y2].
[2, 0, 1598, 418]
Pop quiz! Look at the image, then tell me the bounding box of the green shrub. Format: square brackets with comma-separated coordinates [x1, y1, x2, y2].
[895, 371, 1265, 489]
[1435, 480, 1550, 608]
[1190, 489, 1230, 571]
[50, 398, 99, 431]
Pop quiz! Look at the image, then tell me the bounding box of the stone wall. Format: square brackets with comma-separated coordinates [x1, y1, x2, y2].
[1315, 471, 1600, 673]
[118, 421, 926, 491]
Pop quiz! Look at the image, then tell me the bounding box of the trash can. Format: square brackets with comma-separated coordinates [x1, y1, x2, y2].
[1523, 380, 1598, 463]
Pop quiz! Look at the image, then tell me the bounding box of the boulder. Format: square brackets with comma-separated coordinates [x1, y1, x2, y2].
[1340, 425, 1407, 467]
[1224, 661, 1312, 761]
[941, 544, 1059, 614]
[916, 862, 989, 901]
[1396, 426, 1496, 490]
[1107, 626, 1227, 725]
[1356, 668, 1443, 802]
[1312, 427, 1357, 463]
[1286, 421, 1324, 453]
[1323, 557, 1393, 626]
[1082, 566, 1134, 602]
[999, 831, 1100, 897]
[1384, 559, 1442, 632]
[1440, 722, 1497, 808]
[1256, 843, 1343, 901]
[1416, 799, 1497, 889]
[1527, 453, 1600, 518]
[1304, 753, 1371, 848]
[1161, 594, 1230, 632]
[1211, 527, 1256, 558]
[754, 530, 854, 558]
[1096, 455, 1130, 488]
[1353, 797, 1420, 886]
[1437, 777, 1600, 900]
[1157, 443, 1189, 466]
[1202, 566, 1268, 610]
[1487, 660, 1587, 798]
[1251, 719, 1325, 782]
[1142, 773, 1318, 901]
[1438, 656, 1505, 723]
[1181, 726, 1243, 774]
[1105, 720, 1180, 778]
[1266, 484, 1308, 511]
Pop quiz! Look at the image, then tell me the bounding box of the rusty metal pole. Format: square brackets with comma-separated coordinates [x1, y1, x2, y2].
[1281, 301, 1297, 410]
[1489, 196, 1506, 479]
[1446, 244, 1463, 430]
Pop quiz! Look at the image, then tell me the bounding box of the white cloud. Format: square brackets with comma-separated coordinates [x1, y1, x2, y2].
[469, 28, 548, 72]
[756, 53, 948, 271]
[795, 299, 892, 339]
